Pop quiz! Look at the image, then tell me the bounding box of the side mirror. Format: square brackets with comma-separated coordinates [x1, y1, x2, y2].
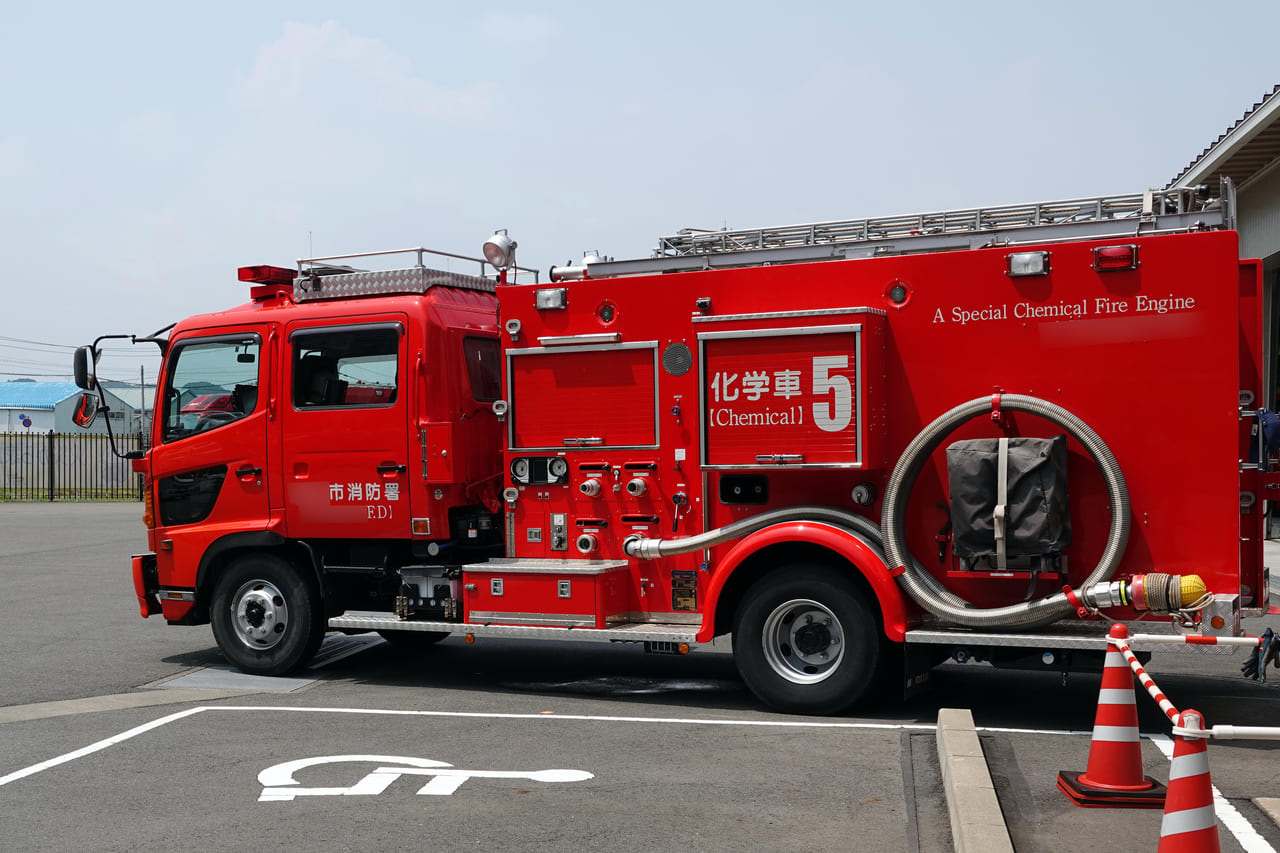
[73, 346, 97, 391]
[71, 392, 100, 429]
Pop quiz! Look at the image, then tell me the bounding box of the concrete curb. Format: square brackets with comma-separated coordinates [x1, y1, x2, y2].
[0, 688, 253, 724]
[1255, 797, 1280, 828]
[937, 708, 1013, 853]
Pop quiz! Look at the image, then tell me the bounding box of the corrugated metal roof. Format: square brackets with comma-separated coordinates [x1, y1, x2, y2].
[0, 382, 83, 410]
[1167, 84, 1280, 190]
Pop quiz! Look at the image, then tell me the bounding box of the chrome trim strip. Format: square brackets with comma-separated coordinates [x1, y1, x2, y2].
[692, 306, 886, 323]
[536, 332, 622, 346]
[696, 323, 862, 342]
[470, 558, 628, 575]
[468, 611, 596, 627]
[330, 612, 701, 643]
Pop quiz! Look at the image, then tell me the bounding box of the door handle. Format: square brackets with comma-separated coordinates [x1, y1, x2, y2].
[235, 466, 263, 478]
[377, 464, 408, 474]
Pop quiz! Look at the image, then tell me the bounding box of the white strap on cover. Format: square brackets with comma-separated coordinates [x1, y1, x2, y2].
[993, 436, 1008, 571]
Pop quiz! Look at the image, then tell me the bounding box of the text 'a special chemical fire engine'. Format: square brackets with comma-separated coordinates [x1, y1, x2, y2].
[73, 179, 1273, 714]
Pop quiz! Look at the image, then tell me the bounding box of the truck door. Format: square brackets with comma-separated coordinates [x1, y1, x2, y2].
[152, 328, 271, 552]
[282, 319, 410, 540]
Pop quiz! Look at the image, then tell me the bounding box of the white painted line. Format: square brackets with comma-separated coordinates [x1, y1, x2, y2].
[1151, 734, 1277, 853]
[1, 702, 1275, 851]
[0, 705, 939, 789]
[0, 702, 1157, 792]
[0, 707, 207, 788]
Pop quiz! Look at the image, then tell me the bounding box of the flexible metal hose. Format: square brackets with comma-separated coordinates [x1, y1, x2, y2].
[622, 394, 1128, 631]
[880, 394, 1129, 629]
[623, 505, 886, 560]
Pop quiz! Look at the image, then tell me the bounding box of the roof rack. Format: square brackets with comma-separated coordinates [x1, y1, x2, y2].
[292, 247, 539, 303]
[549, 179, 1235, 281]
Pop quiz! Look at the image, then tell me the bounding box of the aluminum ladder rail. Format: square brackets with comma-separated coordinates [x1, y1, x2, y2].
[552, 179, 1235, 281]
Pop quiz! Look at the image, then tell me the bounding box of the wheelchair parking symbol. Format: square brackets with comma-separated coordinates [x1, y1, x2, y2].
[258, 755, 593, 801]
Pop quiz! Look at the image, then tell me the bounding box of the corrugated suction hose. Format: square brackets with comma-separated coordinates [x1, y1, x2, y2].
[880, 394, 1130, 630]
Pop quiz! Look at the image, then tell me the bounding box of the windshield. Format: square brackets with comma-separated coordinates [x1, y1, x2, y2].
[162, 335, 261, 442]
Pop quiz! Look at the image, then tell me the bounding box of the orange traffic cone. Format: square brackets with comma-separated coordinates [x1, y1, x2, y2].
[1157, 709, 1220, 852]
[1057, 623, 1166, 807]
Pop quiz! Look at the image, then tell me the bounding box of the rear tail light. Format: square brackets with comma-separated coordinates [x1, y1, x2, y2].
[1092, 245, 1139, 271]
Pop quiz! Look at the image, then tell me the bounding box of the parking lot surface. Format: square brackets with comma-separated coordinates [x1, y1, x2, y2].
[3, 503, 1280, 852]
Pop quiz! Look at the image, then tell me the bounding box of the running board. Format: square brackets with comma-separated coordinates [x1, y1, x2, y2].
[905, 627, 1111, 650]
[330, 611, 700, 645]
[905, 621, 1215, 651]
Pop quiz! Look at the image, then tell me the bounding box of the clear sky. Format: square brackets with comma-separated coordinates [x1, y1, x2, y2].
[3, 1, 1277, 384]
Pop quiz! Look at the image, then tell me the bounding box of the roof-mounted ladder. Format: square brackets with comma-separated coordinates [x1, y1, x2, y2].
[550, 178, 1236, 281]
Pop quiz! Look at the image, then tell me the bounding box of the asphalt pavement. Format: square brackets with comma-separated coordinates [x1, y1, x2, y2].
[3, 503, 1280, 852]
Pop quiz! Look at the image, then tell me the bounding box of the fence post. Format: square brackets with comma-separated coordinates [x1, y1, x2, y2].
[47, 430, 55, 502]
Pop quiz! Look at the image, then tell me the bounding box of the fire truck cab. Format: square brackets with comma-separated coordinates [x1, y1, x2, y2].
[75, 180, 1272, 715]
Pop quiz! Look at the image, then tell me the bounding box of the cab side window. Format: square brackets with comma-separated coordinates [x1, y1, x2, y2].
[292, 325, 401, 409]
[162, 336, 260, 443]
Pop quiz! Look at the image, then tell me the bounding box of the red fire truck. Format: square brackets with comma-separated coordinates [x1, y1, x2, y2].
[73, 180, 1272, 714]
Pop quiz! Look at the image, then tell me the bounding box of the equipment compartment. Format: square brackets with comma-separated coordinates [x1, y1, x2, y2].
[463, 558, 631, 628]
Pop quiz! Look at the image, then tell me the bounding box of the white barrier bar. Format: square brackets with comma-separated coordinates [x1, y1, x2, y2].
[1187, 725, 1280, 741]
[1128, 633, 1262, 650]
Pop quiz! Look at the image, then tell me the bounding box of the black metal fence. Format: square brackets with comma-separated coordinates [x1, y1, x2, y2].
[0, 431, 144, 501]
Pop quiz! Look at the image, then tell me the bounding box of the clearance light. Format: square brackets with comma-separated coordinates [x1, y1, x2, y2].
[1093, 244, 1139, 271]
[238, 265, 295, 284]
[1005, 251, 1051, 277]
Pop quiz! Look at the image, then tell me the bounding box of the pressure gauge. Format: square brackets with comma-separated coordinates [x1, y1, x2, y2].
[511, 458, 530, 483]
[548, 457, 568, 481]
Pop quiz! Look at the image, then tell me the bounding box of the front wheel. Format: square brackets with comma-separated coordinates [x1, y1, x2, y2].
[733, 566, 882, 715]
[210, 554, 325, 676]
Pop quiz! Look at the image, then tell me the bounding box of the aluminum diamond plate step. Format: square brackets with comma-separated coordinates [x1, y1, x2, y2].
[330, 611, 700, 645]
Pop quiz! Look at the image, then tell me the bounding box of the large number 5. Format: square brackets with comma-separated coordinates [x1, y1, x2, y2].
[812, 356, 852, 433]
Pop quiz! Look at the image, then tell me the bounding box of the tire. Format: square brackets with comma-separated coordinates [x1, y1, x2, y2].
[377, 629, 450, 650]
[210, 554, 325, 676]
[732, 565, 882, 715]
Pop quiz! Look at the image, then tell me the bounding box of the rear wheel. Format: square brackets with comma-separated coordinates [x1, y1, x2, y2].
[210, 554, 325, 676]
[732, 565, 882, 715]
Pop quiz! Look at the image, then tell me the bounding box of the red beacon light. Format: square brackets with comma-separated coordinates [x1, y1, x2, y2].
[1092, 244, 1139, 272]
[238, 265, 296, 301]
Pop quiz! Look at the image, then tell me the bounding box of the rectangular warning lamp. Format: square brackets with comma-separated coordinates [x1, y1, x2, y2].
[1006, 251, 1050, 277]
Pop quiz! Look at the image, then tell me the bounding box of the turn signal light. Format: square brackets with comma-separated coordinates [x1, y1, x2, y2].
[142, 483, 155, 529]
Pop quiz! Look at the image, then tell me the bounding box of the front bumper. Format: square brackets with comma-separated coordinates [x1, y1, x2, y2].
[131, 553, 160, 617]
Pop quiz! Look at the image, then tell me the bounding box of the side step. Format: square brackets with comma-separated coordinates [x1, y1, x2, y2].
[330, 611, 700, 645]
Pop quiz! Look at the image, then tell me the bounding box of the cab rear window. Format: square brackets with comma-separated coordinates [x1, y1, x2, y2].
[464, 336, 500, 402]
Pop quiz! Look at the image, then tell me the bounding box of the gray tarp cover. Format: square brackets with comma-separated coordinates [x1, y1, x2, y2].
[945, 435, 1071, 559]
